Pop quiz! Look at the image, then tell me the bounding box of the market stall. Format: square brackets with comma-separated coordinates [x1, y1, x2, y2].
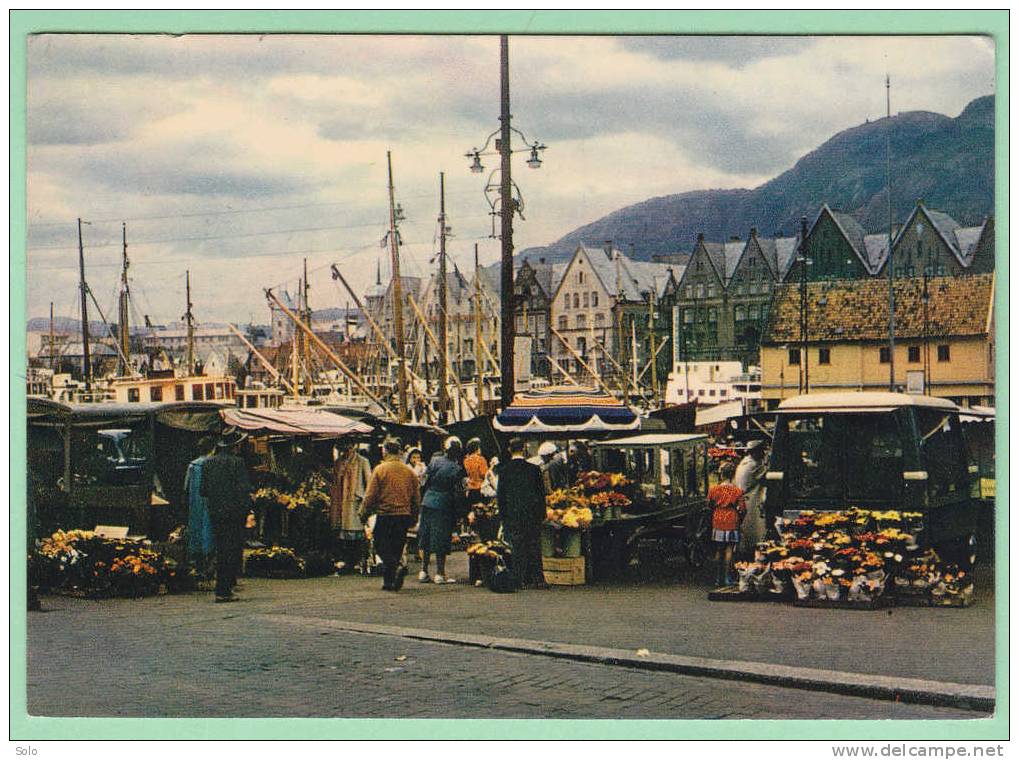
[582, 434, 714, 581]
[27, 398, 227, 537]
[219, 407, 373, 574]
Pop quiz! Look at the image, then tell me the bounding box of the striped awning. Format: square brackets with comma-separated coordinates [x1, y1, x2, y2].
[494, 387, 639, 433]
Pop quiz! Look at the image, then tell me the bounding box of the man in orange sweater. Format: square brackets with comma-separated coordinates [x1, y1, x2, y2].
[361, 438, 421, 591]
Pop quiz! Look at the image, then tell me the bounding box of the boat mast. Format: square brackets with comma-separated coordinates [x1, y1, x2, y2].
[474, 243, 484, 409]
[291, 280, 300, 400]
[648, 290, 659, 405]
[303, 258, 313, 396]
[77, 217, 92, 390]
[386, 151, 409, 421]
[185, 270, 195, 375]
[49, 301, 56, 370]
[437, 172, 449, 424]
[118, 222, 131, 376]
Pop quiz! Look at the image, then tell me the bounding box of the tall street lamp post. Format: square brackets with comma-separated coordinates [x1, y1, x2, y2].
[466, 34, 546, 405]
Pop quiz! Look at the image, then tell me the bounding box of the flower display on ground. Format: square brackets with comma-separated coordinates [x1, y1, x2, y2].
[244, 546, 306, 578]
[732, 508, 972, 606]
[36, 530, 185, 598]
[466, 540, 512, 561]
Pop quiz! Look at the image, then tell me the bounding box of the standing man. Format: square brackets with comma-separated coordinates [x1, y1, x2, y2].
[199, 426, 252, 603]
[497, 437, 548, 589]
[183, 435, 216, 581]
[360, 438, 421, 592]
[735, 440, 769, 556]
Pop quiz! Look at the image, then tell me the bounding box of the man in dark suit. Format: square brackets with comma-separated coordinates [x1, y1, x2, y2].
[199, 427, 253, 603]
[496, 437, 548, 589]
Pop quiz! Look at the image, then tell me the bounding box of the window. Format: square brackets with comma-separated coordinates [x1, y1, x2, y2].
[698, 389, 705, 396]
[573, 293, 580, 309]
[683, 309, 694, 324]
[578, 270, 585, 285]
[879, 346, 891, 364]
[707, 284, 716, 298]
[937, 344, 950, 362]
[708, 307, 717, 322]
[749, 305, 759, 320]
[150, 386, 163, 401]
[576, 314, 587, 329]
[192, 384, 204, 401]
[788, 348, 801, 365]
[709, 389, 716, 397]
[594, 313, 604, 326]
[592, 292, 599, 307]
[175, 384, 185, 401]
[695, 283, 705, 299]
[720, 389, 727, 397]
[818, 347, 831, 365]
[583, 292, 589, 308]
[735, 306, 745, 321]
[696, 261, 704, 272]
[558, 316, 568, 330]
[908, 346, 921, 363]
[205, 383, 215, 399]
[562, 293, 569, 309]
[576, 337, 587, 355]
[215, 383, 225, 400]
[127, 388, 140, 403]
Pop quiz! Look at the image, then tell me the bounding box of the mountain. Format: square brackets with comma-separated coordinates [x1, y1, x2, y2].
[520, 95, 994, 262]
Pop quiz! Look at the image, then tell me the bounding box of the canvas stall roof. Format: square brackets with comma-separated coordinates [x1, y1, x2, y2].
[27, 398, 228, 429]
[494, 387, 639, 433]
[221, 407, 372, 438]
[775, 392, 958, 414]
[591, 432, 707, 448]
[695, 400, 746, 427]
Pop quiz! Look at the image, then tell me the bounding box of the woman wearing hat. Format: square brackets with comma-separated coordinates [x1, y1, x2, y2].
[417, 436, 466, 584]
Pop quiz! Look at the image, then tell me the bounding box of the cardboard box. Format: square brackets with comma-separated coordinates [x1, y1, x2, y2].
[542, 556, 586, 586]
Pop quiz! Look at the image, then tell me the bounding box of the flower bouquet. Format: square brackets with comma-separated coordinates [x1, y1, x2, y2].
[467, 540, 513, 586]
[589, 490, 631, 520]
[244, 546, 306, 578]
[468, 500, 501, 541]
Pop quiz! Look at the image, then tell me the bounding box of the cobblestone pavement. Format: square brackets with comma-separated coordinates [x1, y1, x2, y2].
[33, 551, 989, 683]
[28, 593, 982, 720]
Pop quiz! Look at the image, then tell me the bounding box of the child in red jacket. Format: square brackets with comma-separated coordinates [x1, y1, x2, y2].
[709, 460, 746, 587]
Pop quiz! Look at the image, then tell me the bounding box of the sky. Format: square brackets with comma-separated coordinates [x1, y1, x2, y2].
[25, 33, 995, 327]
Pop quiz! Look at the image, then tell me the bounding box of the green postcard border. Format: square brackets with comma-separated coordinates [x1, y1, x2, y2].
[8, 9, 1009, 741]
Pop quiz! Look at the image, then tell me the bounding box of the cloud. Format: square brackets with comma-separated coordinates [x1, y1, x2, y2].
[23, 33, 995, 323]
[619, 35, 815, 66]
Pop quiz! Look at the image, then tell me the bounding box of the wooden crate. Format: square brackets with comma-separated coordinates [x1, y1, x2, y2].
[542, 556, 586, 586]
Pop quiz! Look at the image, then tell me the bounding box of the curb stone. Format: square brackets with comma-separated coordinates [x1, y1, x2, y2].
[256, 614, 994, 713]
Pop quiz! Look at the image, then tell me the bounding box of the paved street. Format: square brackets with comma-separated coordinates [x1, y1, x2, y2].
[26, 554, 994, 719]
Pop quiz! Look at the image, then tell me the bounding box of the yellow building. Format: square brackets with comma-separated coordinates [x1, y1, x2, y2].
[760, 273, 994, 408]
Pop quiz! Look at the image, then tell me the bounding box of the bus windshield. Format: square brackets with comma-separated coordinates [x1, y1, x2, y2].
[780, 413, 905, 504]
